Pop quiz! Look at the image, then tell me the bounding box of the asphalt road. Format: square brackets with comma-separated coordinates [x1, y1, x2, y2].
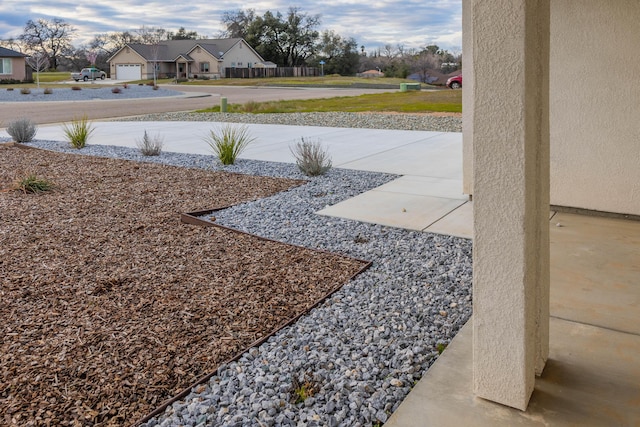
[0, 84, 395, 125]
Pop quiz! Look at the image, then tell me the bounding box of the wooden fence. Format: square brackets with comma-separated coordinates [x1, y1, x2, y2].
[225, 67, 319, 79]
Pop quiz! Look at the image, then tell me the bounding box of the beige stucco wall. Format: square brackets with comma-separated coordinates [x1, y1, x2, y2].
[463, 1, 640, 216]
[1, 57, 27, 81]
[222, 41, 264, 69]
[110, 48, 147, 79]
[550, 0, 640, 216]
[187, 48, 220, 76]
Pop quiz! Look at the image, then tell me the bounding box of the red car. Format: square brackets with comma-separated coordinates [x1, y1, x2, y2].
[446, 74, 462, 89]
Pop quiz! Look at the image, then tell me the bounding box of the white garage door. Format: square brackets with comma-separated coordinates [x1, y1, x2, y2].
[116, 64, 141, 81]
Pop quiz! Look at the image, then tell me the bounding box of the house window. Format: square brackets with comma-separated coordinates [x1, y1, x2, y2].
[237, 62, 243, 67]
[0, 58, 12, 74]
[200, 62, 209, 73]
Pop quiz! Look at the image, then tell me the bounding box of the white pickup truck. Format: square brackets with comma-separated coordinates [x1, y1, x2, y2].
[71, 67, 107, 81]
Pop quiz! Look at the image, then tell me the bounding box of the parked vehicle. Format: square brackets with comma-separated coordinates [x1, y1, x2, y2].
[446, 74, 462, 89]
[71, 67, 106, 81]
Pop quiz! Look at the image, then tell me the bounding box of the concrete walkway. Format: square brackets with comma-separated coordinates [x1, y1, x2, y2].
[7, 121, 472, 238]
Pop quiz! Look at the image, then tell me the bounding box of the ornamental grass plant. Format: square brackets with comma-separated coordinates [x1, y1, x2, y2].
[136, 130, 164, 156]
[15, 174, 54, 194]
[63, 116, 94, 149]
[204, 124, 255, 165]
[290, 137, 333, 176]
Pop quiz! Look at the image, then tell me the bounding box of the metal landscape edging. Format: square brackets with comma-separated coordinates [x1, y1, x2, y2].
[134, 207, 372, 426]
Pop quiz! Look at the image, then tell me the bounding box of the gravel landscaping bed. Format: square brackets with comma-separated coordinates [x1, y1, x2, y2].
[0, 85, 181, 102]
[3, 113, 472, 426]
[1, 145, 368, 425]
[119, 111, 463, 133]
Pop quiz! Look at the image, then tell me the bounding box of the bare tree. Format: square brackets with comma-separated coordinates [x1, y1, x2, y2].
[221, 9, 257, 39]
[137, 26, 166, 84]
[25, 51, 49, 88]
[410, 51, 440, 83]
[382, 44, 396, 59]
[20, 18, 76, 70]
[0, 38, 24, 52]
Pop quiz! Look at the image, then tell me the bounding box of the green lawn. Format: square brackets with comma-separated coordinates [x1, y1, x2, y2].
[33, 72, 71, 83]
[200, 90, 462, 114]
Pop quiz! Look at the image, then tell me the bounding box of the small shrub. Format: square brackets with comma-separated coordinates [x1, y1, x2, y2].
[204, 124, 255, 165]
[63, 115, 94, 149]
[436, 342, 448, 354]
[71, 86, 82, 91]
[6, 118, 37, 143]
[152, 85, 159, 90]
[289, 372, 320, 404]
[138, 83, 144, 86]
[43, 87, 53, 95]
[290, 138, 332, 176]
[243, 100, 261, 113]
[111, 87, 122, 94]
[15, 174, 54, 194]
[136, 130, 164, 156]
[20, 88, 31, 95]
[7, 87, 14, 91]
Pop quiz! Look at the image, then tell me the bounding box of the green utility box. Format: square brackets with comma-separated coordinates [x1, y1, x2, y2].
[400, 82, 421, 92]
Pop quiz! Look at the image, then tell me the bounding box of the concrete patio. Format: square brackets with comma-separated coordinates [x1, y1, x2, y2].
[387, 211, 640, 426]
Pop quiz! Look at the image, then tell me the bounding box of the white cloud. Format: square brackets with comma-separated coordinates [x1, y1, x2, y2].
[0, 0, 462, 51]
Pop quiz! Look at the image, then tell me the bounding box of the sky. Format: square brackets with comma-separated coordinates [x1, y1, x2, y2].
[0, 0, 462, 53]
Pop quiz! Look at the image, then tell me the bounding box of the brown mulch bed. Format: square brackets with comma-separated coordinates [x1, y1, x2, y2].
[0, 145, 368, 426]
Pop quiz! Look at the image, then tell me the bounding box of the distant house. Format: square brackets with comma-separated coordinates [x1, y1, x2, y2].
[107, 38, 274, 80]
[357, 69, 385, 78]
[0, 47, 32, 82]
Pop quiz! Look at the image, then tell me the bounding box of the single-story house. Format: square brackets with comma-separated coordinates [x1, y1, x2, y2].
[107, 38, 275, 80]
[357, 69, 385, 78]
[0, 46, 32, 82]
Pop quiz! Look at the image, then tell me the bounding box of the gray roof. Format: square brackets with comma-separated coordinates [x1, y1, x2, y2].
[126, 38, 252, 62]
[0, 46, 26, 57]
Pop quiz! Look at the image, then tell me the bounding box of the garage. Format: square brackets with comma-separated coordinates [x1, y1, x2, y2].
[116, 64, 141, 80]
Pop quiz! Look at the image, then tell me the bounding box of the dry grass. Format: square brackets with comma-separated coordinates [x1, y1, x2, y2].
[0, 145, 367, 426]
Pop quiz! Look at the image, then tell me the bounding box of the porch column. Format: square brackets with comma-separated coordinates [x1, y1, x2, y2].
[471, 0, 550, 411]
[461, 0, 474, 196]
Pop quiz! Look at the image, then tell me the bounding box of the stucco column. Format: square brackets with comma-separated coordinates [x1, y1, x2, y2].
[471, 0, 550, 411]
[462, 0, 474, 196]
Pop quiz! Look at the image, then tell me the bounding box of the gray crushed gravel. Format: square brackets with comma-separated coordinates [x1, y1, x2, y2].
[10, 113, 471, 427]
[0, 85, 181, 102]
[119, 111, 462, 133]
